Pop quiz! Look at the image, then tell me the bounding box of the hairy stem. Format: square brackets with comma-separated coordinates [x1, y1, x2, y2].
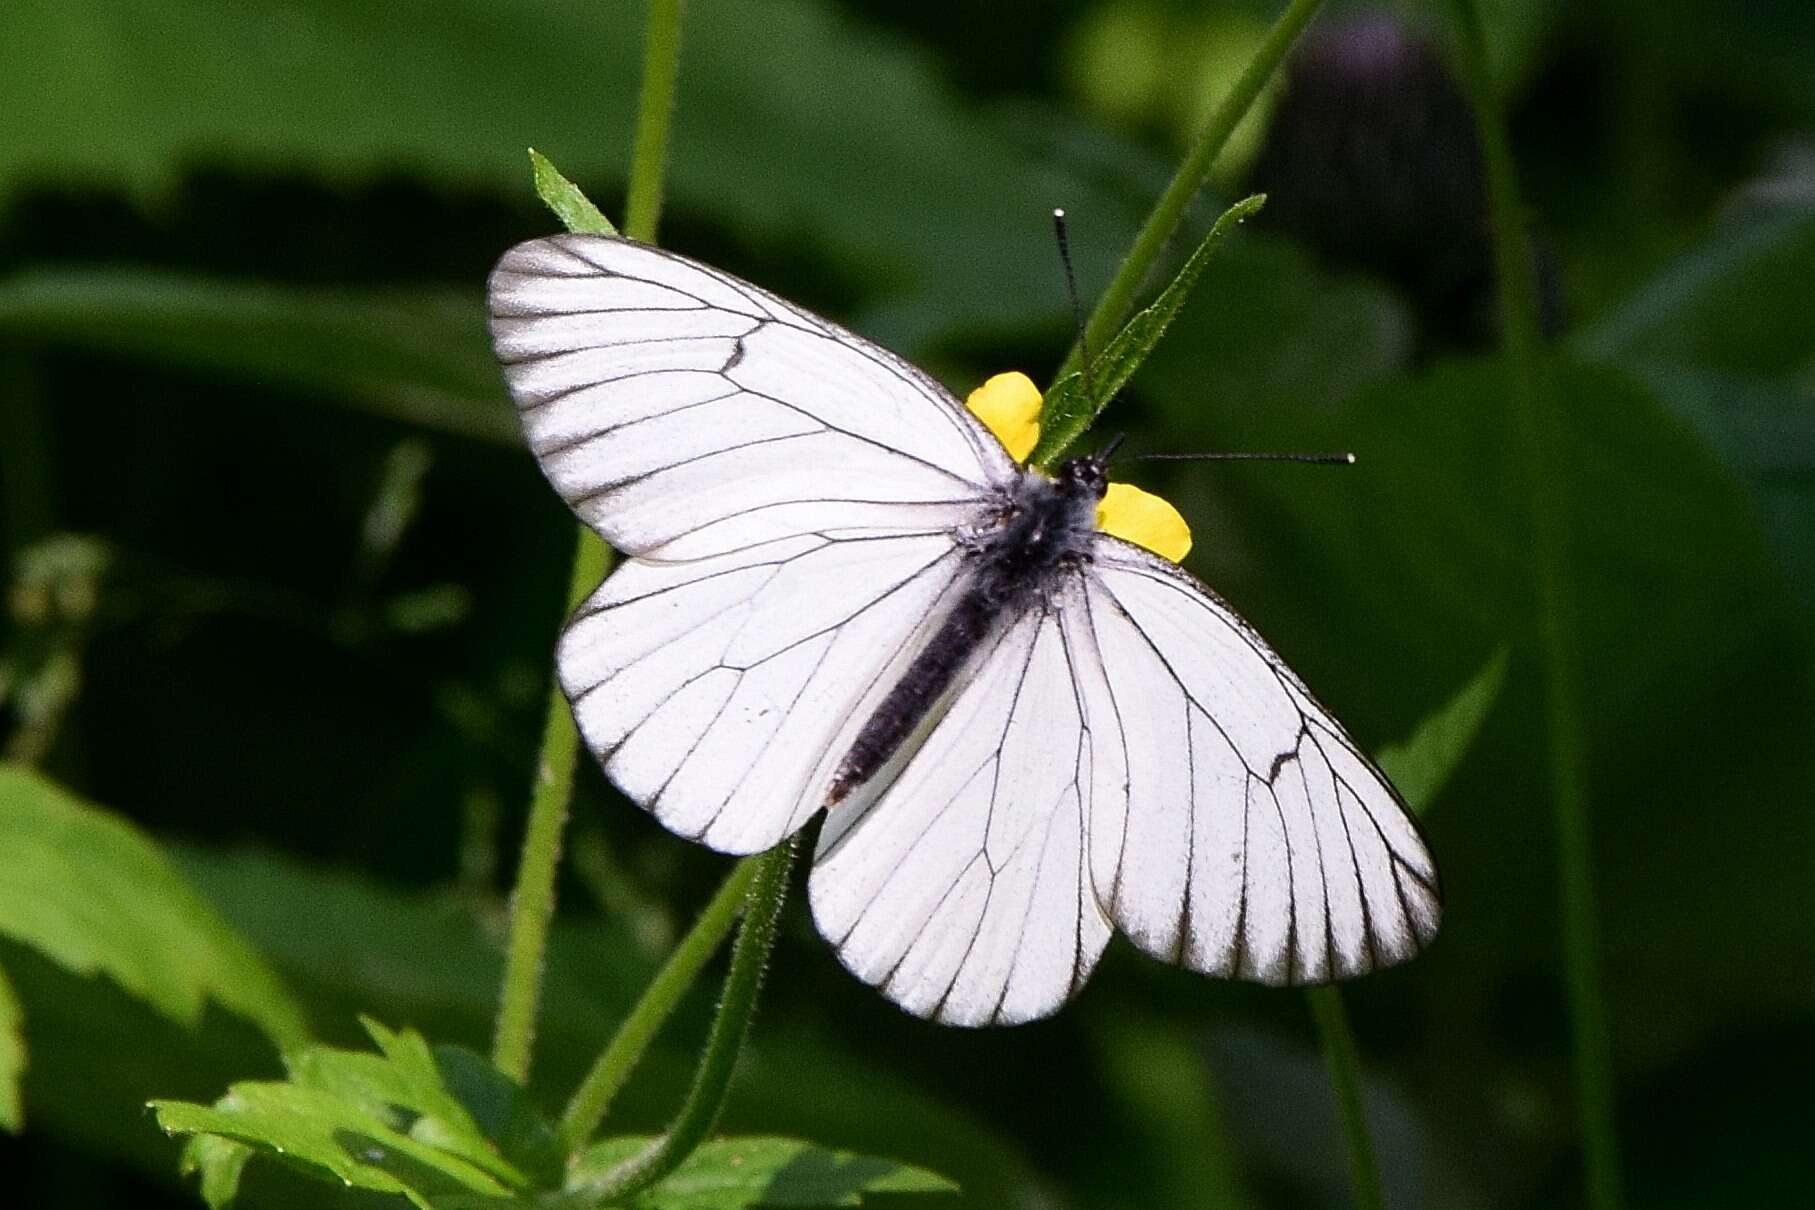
[491, 0, 688, 1083]
[582, 840, 797, 1201]
[1057, 0, 1326, 381]
[559, 855, 760, 1150]
[1441, 3, 1622, 1207]
[491, 532, 609, 1081]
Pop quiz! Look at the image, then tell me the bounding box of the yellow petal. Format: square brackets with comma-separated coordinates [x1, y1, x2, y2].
[964, 371, 1042, 462]
[1098, 481, 1193, 562]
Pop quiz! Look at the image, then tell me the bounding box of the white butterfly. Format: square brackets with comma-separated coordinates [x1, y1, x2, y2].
[488, 234, 1441, 1026]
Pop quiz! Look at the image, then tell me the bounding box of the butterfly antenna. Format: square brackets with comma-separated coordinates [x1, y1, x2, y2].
[1132, 451, 1358, 466]
[1053, 208, 1095, 405]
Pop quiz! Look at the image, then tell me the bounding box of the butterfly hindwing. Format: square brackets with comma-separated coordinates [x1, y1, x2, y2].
[1077, 539, 1441, 984]
[810, 593, 1112, 1026]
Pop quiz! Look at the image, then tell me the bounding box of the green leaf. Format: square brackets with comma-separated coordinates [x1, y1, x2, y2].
[152, 1082, 514, 1209]
[172, 848, 657, 1052]
[425, 1045, 566, 1190]
[178, 1133, 254, 1210]
[1375, 650, 1509, 815]
[0, 764, 309, 1048]
[153, 1021, 571, 1206]
[1622, 363, 1815, 628]
[1032, 194, 1265, 466]
[1575, 206, 1815, 378]
[532, 148, 619, 236]
[283, 1031, 523, 1192]
[0, 270, 515, 444]
[0, 0, 1149, 352]
[0, 962, 22, 1131]
[571, 1136, 957, 1208]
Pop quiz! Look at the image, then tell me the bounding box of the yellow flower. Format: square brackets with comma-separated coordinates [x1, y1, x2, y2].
[1097, 482, 1192, 562]
[964, 371, 1042, 462]
[964, 371, 1193, 563]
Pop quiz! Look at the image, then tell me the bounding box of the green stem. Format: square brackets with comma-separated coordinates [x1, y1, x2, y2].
[1057, 0, 1326, 381]
[583, 840, 797, 1202]
[559, 856, 760, 1150]
[623, 0, 686, 244]
[1440, 4, 1623, 1209]
[1306, 987, 1384, 1210]
[491, 0, 688, 1085]
[492, 529, 609, 1081]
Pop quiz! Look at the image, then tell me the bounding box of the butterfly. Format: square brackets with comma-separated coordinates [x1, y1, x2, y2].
[488, 234, 1440, 1026]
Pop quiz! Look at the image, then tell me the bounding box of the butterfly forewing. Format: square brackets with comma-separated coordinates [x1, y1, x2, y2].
[489, 236, 1015, 557]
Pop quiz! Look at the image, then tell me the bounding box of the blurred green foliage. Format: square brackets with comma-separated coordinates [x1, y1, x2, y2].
[2, 1, 1813, 1208]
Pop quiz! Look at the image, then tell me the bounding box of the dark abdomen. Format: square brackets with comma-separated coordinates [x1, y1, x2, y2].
[825, 577, 1007, 804]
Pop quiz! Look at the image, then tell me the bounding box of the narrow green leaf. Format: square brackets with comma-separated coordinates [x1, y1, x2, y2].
[1032, 194, 1266, 466]
[0, 963, 22, 1131]
[1025, 369, 1088, 471]
[0, 764, 309, 1048]
[152, 1083, 513, 1209]
[571, 1135, 957, 1208]
[531, 148, 619, 236]
[1377, 651, 1510, 815]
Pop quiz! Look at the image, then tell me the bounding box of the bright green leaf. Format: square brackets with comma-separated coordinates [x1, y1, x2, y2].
[285, 1047, 523, 1192]
[1375, 650, 1509, 815]
[1033, 194, 1265, 466]
[571, 1135, 957, 1208]
[179, 1133, 254, 1210]
[0, 963, 22, 1131]
[0, 765, 309, 1048]
[532, 148, 619, 236]
[156, 1022, 567, 1205]
[152, 1082, 513, 1209]
[0, 270, 515, 444]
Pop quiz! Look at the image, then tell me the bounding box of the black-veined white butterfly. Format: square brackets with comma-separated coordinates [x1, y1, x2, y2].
[487, 234, 1440, 1026]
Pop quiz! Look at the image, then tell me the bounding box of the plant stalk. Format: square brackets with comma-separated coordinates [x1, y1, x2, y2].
[624, 0, 686, 244]
[491, 0, 688, 1083]
[583, 839, 797, 1202]
[1056, 0, 1326, 382]
[491, 531, 608, 1081]
[1307, 987, 1384, 1210]
[1440, 3, 1623, 1208]
[559, 855, 760, 1150]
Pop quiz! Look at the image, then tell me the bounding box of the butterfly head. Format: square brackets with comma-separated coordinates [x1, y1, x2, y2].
[1056, 454, 1111, 500]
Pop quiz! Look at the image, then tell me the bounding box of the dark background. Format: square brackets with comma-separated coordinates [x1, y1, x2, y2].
[2, 0, 1812, 1206]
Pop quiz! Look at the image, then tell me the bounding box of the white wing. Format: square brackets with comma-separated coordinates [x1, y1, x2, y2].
[810, 591, 1113, 1026]
[489, 235, 1014, 854]
[1076, 540, 1441, 984]
[489, 235, 1017, 556]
